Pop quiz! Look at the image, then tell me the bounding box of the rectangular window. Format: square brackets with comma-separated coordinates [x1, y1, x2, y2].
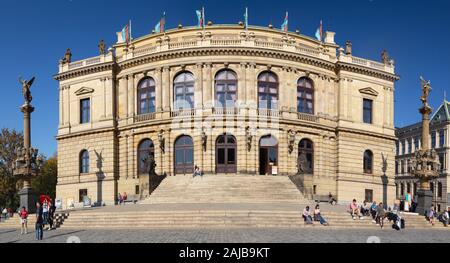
[439, 130, 445, 147]
[80, 98, 90, 124]
[414, 137, 420, 150]
[401, 141, 405, 155]
[135, 185, 140, 195]
[79, 189, 88, 203]
[439, 154, 445, 171]
[401, 160, 405, 174]
[396, 141, 399, 156]
[363, 99, 373, 124]
[431, 131, 436, 148]
[407, 138, 412, 154]
[365, 189, 373, 203]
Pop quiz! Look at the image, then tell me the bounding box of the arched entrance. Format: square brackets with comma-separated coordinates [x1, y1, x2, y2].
[259, 135, 278, 175]
[174, 135, 194, 175]
[216, 134, 237, 174]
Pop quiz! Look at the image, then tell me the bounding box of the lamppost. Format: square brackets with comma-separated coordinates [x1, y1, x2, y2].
[12, 77, 43, 213]
[410, 77, 441, 215]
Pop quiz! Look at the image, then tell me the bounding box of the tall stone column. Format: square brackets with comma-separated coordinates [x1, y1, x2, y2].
[156, 68, 163, 112]
[162, 67, 171, 113]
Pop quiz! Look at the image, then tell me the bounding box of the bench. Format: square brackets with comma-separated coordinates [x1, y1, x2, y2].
[313, 194, 335, 204]
[122, 195, 139, 205]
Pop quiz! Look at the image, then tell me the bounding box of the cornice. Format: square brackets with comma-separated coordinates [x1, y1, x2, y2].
[118, 47, 336, 73]
[337, 62, 400, 82]
[54, 62, 115, 81]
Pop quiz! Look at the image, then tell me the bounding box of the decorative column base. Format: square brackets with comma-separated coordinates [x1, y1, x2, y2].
[18, 187, 37, 214]
[416, 189, 433, 216]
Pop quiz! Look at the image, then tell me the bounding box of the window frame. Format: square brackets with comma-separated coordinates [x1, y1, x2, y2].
[80, 150, 89, 174]
[363, 98, 373, 124]
[257, 71, 279, 110]
[296, 77, 314, 114]
[215, 69, 238, 108]
[363, 150, 373, 174]
[80, 98, 91, 124]
[137, 77, 156, 115]
[173, 72, 195, 110]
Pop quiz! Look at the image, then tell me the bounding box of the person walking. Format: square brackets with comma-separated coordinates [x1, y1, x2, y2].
[376, 202, 386, 229]
[48, 203, 56, 230]
[427, 206, 435, 226]
[35, 202, 44, 241]
[19, 207, 28, 235]
[42, 200, 49, 229]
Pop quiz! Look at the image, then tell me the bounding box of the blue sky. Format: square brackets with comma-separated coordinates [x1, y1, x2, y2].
[0, 0, 449, 157]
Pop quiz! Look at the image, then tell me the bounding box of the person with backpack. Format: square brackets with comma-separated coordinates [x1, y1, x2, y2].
[19, 207, 28, 235]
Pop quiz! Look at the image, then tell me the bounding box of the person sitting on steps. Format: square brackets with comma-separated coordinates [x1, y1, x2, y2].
[349, 199, 363, 220]
[328, 192, 337, 205]
[314, 204, 329, 226]
[193, 165, 202, 178]
[302, 206, 313, 225]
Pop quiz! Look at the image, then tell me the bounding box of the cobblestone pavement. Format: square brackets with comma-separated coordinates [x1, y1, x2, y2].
[1, 228, 449, 243]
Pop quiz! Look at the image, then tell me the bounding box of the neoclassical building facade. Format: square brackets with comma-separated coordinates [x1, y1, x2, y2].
[54, 25, 399, 208]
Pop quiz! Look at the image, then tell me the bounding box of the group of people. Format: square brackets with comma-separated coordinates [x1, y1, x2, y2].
[348, 199, 395, 229]
[302, 205, 329, 226]
[426, 205, 450, 227]
[17, 200, 56, 240]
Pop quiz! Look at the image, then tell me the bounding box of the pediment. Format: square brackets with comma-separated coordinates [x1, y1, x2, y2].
[359, 87, 379, 97]
[75, 87, 94, 96]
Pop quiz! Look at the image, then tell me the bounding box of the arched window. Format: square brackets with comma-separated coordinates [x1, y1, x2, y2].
[297, 77, 314, 114]
[137, 77, 156, 115]
[174, 72, 195, 110]
[258, 71, 278, 109]
[138, 139, 155, 175]
[80, 150, 89, 174]
[298, 139, 314, 174]
[215, 69, 237, 108]
[363, 150, 373, 174]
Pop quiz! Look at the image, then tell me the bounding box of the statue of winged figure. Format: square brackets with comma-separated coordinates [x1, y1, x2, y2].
[420, 76, 432, 105]
[19, 76, 35, 104]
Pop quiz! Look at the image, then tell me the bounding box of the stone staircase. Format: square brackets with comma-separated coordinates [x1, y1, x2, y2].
[140, 174, 309, 204]
[0, 212, 69, 229]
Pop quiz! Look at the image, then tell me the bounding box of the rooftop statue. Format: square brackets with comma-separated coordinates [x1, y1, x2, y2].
[98, 40, 106, 55]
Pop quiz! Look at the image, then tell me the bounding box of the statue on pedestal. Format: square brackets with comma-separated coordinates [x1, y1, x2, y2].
[98, 40, 106, 55]
[61, 48, 72, 64]
[19, 77, 35, 104]
[420, 76, 432, 105]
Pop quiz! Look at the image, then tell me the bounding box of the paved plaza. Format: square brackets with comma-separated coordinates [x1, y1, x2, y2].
[1, 228, 449, 243]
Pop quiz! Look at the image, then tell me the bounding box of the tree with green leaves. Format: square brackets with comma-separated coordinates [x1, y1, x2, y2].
[32, 156, 57, 199]
[0, 128, 23, 209]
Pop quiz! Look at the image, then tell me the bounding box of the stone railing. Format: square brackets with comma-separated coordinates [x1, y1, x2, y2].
[257, 109, 280, 118]
[297, 112, 319, 122]
[171, 108, 196, 117]
[134, 112, 156, 122]
[60, 54, 113, 73]
[212, 107, 240, 115]
[339, 53, 394, 74]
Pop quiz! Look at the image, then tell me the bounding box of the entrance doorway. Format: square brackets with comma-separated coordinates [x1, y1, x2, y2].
[216, 134, 237, 174]
[174, 135, 194, 175]
[259, 135, 278, 175]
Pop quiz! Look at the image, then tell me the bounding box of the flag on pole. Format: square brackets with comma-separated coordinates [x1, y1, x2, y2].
[244, 7, 249, 30]
[315, 20, 323, 42]
[121, 22, 130, 44]
[155, 12, 166, 33]
[281, 12, 288, 32]
[196, 7, 205, 28]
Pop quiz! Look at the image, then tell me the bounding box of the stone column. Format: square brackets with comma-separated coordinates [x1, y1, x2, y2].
[156, 68, 163, 112]
[204, 63, 213, 107]
[195, 63, 204, 113]
[59, 87, 64, 125]
[162, 67, 170, 113]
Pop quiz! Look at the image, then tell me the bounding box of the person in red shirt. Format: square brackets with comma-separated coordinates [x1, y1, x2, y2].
[19, 207, 28, 235]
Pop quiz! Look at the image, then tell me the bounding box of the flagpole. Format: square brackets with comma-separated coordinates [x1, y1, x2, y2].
[202, 6, 205, 32]
[129, 19, 132, 42]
